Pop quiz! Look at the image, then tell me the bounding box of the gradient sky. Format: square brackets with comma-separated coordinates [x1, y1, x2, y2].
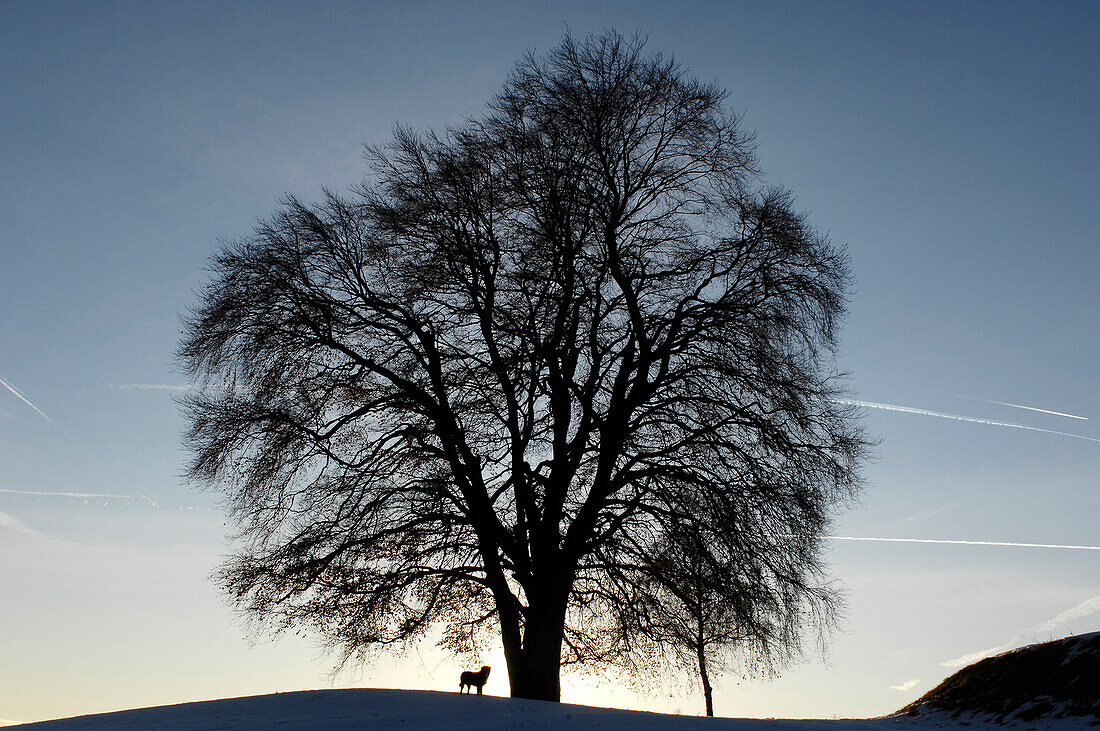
[1, 1, 1097, 724]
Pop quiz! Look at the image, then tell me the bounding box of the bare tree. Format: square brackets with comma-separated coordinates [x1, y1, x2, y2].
[179, 31, 866, 703]
[622, 519, 821, 717]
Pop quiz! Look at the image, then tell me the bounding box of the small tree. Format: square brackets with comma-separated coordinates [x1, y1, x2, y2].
[625, 521, 820, 716]
[179, 31, 866, 702]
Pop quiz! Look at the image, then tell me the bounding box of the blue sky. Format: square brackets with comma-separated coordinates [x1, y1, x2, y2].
[1, 1, 1097, 723]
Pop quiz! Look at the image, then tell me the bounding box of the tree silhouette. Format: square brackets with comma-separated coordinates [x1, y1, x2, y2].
[623, 520, 817, 716]
[179, 31, 866, 702]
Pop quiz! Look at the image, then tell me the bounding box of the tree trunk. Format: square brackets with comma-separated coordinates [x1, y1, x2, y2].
[698, 642, 714, 717]
[496, 593, 526, 701]
[503, 590, 568, 701]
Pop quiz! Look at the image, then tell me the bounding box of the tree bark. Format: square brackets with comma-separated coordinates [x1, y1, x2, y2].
[495, 589, 526, 701]
[698, 641, 714, 717]
[503, 589, 569, 700]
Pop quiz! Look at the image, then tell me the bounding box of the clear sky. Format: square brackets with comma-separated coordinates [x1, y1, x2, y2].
[1, 0, 1097, 724]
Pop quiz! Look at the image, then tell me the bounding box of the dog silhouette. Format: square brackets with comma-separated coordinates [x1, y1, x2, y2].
[460, 665, 491, 694]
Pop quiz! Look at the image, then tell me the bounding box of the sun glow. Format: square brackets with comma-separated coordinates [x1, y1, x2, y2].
[561, 673, 602, 706]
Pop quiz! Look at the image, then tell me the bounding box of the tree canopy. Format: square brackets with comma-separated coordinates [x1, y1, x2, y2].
[179, 31, 867, 702]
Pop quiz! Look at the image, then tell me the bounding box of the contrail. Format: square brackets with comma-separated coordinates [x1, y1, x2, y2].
[0, 374, 101, 461]
[1, 376, 66, 431]
[837, 399, 1100, 444]
[0, 488, 158, 507]
[936, 390, 1087, 421]
[114, 383, 188, 392]
[829, 536, 1100, 551]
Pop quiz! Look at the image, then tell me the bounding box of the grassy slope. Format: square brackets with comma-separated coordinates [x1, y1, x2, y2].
[898, 632, 1100, 725]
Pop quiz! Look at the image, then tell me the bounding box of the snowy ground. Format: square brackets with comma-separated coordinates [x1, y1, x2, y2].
[4, 689, 1090, 730]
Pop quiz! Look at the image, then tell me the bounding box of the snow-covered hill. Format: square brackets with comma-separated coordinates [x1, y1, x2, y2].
[6, 690, 888, 730]
[897, 631, 1100, 727]
[3, 687, 1091, 730]
[9, 634, 1099, 730]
